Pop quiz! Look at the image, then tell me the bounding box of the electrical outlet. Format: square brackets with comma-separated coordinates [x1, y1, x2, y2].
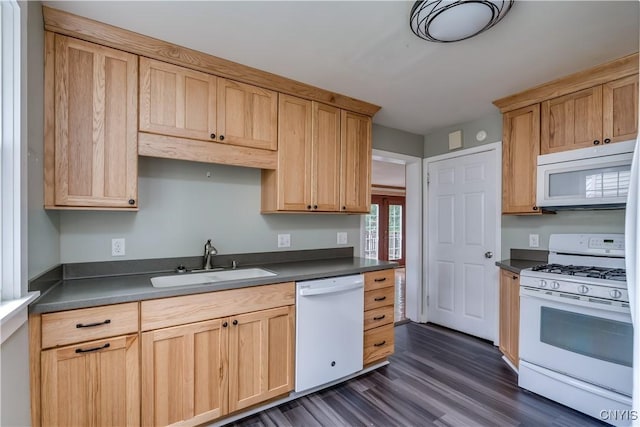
[111, 238, 125, 256]
[337, 232, 348, 245]
[529, 234, 539, 248]
[277, 234, 291, 248]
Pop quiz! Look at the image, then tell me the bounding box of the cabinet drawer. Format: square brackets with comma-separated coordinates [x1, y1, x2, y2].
[363, 325, 394, 365]
[364, 269, 394, 291]
[364, 305, 394, 331]
[364, 286, 394, 311]
[41, 302, 139, 349]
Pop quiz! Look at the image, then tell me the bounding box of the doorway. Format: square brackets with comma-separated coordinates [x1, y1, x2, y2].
[424, 143, 501, 342]
[366, 195, 406, 266]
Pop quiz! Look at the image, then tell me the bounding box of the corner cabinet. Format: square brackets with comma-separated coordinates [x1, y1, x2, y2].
[261, 95, 371, 214]
[502, 105, 541, 215]
[44, 32, 138, 209]
[499, 269, 520, 368]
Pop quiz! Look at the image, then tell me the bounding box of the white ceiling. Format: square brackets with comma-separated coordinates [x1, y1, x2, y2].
[44, 1, 640, 136]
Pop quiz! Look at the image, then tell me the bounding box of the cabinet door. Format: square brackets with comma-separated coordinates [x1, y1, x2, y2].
[141, 319, 226, 427]
[498, 269, 519, 368]
[53, 35, 138, 208]
[228, 306, 294, 413]
[541, 86, 603, 154]
[41, 335, 139, 427]
[312, 102, 341, 211]
[509, 272, 520, 366]
[502, 104, 541, 215]
[340, 111, 372, 213]
[217, 78, 278, 151]
[498, 270, 512, 362]
[139, 58, 217, 142]
[276, 95, 313, 211]
[603, 74, 639, 144]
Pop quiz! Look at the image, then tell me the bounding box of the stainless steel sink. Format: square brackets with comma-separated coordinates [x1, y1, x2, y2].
[150, 268, 277, 288]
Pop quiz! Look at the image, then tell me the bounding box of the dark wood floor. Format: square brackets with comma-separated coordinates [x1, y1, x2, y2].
[226, 322, 607, 427]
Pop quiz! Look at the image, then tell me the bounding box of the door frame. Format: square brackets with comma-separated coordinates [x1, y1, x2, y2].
[371, 194, 406, 266]
[361, 149, 422, 322]
[423, 141, 502, 343]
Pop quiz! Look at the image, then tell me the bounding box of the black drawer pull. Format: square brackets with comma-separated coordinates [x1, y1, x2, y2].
[374, 278, 387, 283]
[374, 296, 387, 302]
[373, 314, 386, 320]
[75, 343, 110, 354]
[76, 319, 111, 328]
[232, 319, 238, 326]
[374, 340, 386, 347]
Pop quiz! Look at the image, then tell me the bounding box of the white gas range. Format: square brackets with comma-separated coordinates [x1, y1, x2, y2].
[518, 233, 632, 426]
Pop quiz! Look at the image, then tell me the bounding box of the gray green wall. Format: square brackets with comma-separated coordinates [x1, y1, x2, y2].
[59, 158, 362, 262]
[28, 1, 59, 279]
[372, 124, 424, 157]
[424, 111, 626, 259]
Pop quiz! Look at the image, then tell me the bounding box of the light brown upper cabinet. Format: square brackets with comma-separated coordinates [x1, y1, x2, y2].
[541, 86, 602, 154]
[502, 105, 541, 215]
[603, 74, 639, 144]
[340, 111, 372, 213]
[139, 57, 217, 142]
[541, 74, 639, 154]
[44, 33, 138, 209]
[217, 78, 278, 150]
[139, 58, 277, 151]
[261, 95, 370, 213]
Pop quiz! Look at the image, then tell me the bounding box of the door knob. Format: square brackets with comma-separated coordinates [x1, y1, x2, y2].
[484, 251, 493, 259]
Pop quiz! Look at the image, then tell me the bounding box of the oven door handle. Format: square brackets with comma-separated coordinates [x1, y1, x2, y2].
[520, 287, 631, 315]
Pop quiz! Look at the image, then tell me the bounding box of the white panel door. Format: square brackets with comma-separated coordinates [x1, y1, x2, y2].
[427, 149, 498, 340]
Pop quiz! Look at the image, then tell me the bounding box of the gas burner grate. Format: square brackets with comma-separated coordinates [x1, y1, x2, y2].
[530, 264, 626, 281]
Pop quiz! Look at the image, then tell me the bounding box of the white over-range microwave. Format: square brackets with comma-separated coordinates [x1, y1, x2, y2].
[536, 140, 637, 210]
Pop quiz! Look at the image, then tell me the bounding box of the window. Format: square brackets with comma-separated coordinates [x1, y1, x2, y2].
[1, 0, 25, 302]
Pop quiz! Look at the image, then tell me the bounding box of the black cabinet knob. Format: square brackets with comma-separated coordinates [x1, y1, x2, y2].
[313, 205, 318, 209]
[222, 321, 228, 328]
[232, 319, 238, 326]
[219, 135, 225, 141]
[210, 133, 216, 139]
[342, 206, 346, 210]
[512, 275, 518, 280]
[128, 199, 135, 205]
[532, 205, 538, 211]
[594, 140, 600, 145]
[604, 138, 611, 144]
[307, 205, 312, 210]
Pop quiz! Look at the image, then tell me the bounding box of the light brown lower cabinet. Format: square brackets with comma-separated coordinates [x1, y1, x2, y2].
[499, 269, 520, 368]
[363, 269, 395, 365]
[40, 334, 139, 427]
[141, 305, 295, 426]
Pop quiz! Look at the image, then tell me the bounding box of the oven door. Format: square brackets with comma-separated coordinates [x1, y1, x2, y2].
[519, 287, 633, 396]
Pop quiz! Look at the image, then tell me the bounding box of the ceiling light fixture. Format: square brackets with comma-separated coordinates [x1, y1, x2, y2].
[409, 0, 514, 43]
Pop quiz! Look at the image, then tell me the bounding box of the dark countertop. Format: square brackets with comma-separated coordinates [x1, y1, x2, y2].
[30, 257, 397, 314]
[495, 259, 543, 274]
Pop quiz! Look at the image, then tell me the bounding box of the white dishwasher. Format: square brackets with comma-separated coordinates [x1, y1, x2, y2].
[295, 274, 364, 393]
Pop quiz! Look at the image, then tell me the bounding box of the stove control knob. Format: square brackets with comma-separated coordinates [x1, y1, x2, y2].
[539, 280, 547, 288]
[578, 285, 589, 294]
[551, 281, 560, 290]
[610, 289, 622, 299]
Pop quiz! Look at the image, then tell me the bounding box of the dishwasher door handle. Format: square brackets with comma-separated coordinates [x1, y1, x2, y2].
[299, 281, 363, 296]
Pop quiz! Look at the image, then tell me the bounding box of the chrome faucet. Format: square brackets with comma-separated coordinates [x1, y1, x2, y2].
[203, 239, 218, 270]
